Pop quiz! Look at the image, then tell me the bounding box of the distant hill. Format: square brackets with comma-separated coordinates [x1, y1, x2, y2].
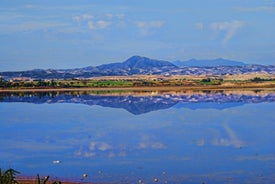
[0, 56, 274, 79]
[97, 55, 177, 74]
[173, 58, 247, 67]
[98, 56, 176, 70]
[0, 56, 179, 79]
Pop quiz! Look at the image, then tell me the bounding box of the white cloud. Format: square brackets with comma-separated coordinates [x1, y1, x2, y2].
[72, 14, 94, 23]
[0, 21, 68, 33]
[87, 20, 111, 30]
[135, 20, 165, 36]
[73, 13, 115, 30]
[87, 21, 96, 29]
[104, 13, 125, 19]
[97, 20, 111, 29]
[136, 21, 165, 29]
[105, 13, 113, 19]
[116, 14, 125, 20]
[235, 6, 275, 13]
[24, 4, 41, 9]
[82, 14, 94, 20]
[210, 20, 244, 44]
[195, 23, 204, 30]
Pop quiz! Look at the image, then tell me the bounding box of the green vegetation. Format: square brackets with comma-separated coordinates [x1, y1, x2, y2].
[0, 78, 58, 88]
[0, 76, 274, 90]
[0, 78, 134, 88]
[0, 168, 20, 184]
[37, 174, 61, 184]
[0, 168, 62, 184]
[199, 78, 223, 85]
[0, 78, 195, 88]
[251, 77, 273, 82]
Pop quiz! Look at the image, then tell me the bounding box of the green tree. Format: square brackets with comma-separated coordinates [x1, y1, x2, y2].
[0, 78, 5, 87]
[201, 78, 211, 83]
[50, 79, 57, 87]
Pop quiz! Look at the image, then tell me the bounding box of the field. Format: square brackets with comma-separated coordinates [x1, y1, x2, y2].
[0, 74, 274, 91]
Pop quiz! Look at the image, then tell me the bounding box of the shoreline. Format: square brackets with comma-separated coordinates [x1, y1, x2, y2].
[1, 84, 275, 93]
[17, 180, 80, 184]
[16, 176, 98, 184]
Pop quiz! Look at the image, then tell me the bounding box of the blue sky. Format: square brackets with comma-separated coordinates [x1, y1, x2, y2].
[0, 0, 274, 71]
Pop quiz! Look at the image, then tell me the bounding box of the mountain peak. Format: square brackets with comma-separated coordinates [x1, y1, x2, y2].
[122, 55, 177, 69]
[126, 55, 147, 61]
[124, 55, 154, 65]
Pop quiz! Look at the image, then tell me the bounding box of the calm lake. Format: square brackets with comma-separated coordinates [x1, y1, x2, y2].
[0, 90, 274, 183]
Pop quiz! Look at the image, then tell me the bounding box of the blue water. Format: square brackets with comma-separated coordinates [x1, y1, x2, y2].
[0, 91, 274, 183]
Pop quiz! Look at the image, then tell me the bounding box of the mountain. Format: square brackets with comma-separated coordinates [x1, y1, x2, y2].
[0, 56, 178, 79]
[97, 56, 178, 75]
[173, 58, 247, 67]
[99, 56, 176, 70]
[0, 56, 274, 80]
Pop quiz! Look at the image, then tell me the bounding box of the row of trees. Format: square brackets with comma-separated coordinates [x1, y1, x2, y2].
[0, 79, 58, 88]
[0, 78, 173, 88]
[0, 77, 273, 89]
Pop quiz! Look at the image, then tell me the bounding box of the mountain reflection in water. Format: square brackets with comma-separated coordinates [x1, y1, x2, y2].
[0, 90, 274, 115]
[0, 90, 275, 183]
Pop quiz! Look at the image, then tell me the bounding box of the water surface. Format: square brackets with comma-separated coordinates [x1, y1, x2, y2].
[0, 90, 274, 183]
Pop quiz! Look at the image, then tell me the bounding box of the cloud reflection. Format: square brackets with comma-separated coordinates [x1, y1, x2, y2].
[137, 135, 166, 150]
[212, 124, 245, 148]
[75, 135, 166, 159]
[75, 141, 114, 158]
[89, 141, 112, 151]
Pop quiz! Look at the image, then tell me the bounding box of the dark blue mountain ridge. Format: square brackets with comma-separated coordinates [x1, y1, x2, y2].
[0, 56, 274, 79]
[173, 58, 247, 67]
[97, 55, 177, 70]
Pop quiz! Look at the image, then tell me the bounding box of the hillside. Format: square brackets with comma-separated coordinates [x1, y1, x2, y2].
[0, 56, 274, 80]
